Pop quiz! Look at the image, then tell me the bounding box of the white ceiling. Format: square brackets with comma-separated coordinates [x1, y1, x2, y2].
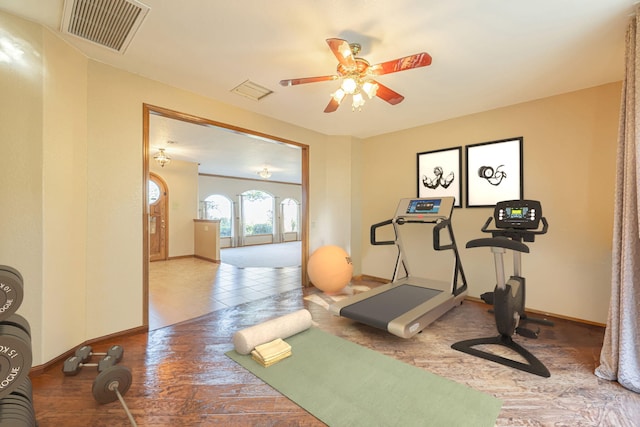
[149, 113, 302, 183]
[0, 0, 634, 183]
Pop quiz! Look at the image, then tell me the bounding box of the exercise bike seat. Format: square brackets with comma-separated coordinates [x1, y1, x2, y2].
[466, 237, 529, 253]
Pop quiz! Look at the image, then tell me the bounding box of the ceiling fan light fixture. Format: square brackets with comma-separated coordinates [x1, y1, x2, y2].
[341, 77, 357, 94]
[258, 167, 272, 179]
[362, 81, 379, 99]
[352, 92, 365, 111]
[332, 88, 346, 103]
[154, 148, 171, 167]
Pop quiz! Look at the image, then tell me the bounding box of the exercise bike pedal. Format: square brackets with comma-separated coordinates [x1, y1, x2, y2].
[515, 326, 540, 339]
[480, 291, 494, 305]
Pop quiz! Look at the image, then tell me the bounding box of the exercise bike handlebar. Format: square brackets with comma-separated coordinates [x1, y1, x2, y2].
[479, 216, 548, 242]
[480, 216, 549, 234]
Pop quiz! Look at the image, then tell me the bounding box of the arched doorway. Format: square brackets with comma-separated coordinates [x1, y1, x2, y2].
[148, 173, 168, 262]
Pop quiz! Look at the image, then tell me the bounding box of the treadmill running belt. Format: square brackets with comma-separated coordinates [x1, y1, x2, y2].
[340, 284, 442, 330]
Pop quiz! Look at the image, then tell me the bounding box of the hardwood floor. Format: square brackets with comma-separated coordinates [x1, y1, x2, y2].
[31, 274, 640, 426]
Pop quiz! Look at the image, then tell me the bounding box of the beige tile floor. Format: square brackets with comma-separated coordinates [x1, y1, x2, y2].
[148, 257, 301, 330]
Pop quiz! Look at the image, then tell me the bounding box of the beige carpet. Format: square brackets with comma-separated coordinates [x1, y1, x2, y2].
[220, 241, 301, 268]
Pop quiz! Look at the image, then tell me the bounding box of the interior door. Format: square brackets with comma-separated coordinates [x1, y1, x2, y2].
[149, 173, 168, 261]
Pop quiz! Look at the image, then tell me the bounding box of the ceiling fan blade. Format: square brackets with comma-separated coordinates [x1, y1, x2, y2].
[324, 96, 341, 113]
[374, 82, 404, 105]
[326, 38, 356, 69]
[369, 52, 432, 76]
[279, 75, 337, 86]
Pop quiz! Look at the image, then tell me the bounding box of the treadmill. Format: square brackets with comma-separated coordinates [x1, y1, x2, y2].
[329, 197, 468, 338]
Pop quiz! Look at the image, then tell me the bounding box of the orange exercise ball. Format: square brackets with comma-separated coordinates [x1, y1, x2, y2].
[307, 245, 353, 294]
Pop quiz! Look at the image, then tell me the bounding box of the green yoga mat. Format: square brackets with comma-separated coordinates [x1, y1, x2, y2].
[226, 327, 502, 426]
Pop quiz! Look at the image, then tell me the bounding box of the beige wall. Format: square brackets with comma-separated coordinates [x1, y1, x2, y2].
[360, 82, 620, 324]
[310, 135, 357, 253]
[42, 20, 89, 361]
[0, 13, 45, 362]
[0, 12, 92, 363]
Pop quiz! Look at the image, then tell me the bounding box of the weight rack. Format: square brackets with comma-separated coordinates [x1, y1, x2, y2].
[0, 265, 35, 426]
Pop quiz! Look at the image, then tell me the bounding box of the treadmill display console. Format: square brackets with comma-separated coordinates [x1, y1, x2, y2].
[406, 199, 440, 214]
[394, 197, 454, 221]
[494, 200, 542, 229]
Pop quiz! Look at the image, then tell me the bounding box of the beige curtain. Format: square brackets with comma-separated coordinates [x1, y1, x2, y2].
[595, 8, 640, 394]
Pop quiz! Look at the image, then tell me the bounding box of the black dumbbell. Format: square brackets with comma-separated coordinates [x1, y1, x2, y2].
[75, 345, 124, 363]
[62, 354, 118, 376]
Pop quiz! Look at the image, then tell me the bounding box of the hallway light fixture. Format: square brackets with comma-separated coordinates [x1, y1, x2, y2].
[154, 148, 171, 168]
[258, 167, 272, 179]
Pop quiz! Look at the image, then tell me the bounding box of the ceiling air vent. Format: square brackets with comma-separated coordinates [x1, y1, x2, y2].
[231, 80, 274, 101]
[61, 0, 150, 54]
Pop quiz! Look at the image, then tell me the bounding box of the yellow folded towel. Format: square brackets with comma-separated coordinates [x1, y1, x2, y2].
[254, 338, 291, 359]
[251, 338, 292, 367]
[251, 349, 292, 367]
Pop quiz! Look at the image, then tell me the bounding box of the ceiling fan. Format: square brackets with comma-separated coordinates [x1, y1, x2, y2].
[279, 38, 432, 113]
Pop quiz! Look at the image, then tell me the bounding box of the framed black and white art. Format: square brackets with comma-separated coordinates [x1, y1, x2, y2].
[465, 137, 523, 207]
[417, 146, 462, 207]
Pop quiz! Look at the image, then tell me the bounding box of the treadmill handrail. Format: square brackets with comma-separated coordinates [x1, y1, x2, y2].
[433, 219, 454, 251]
[370, 219, 395, 245]
[395, 217, 443, 224]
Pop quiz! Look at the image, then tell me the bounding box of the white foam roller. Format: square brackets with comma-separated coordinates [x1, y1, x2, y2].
[233, 309, 312, 355]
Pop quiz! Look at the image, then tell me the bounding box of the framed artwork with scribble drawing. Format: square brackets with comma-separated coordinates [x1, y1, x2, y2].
[417, 146, 462, 207]
[465, 137, 523, 208]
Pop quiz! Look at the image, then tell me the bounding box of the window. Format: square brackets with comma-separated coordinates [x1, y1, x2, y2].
[202, 194, 232, 237]
[241, 190, 273, 236]
[148, 180, 161, 204]
[281, 198, 299, 233]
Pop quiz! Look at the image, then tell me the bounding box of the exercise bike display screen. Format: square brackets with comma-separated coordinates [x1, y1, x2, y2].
[506, 207, 526, 218]
[406, 199, 440, 214]
[494, 200, 542, 229]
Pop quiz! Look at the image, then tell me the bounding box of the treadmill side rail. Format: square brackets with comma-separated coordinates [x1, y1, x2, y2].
[388, 290, 466, 338]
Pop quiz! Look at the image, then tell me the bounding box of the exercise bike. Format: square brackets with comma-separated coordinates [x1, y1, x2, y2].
[451, 200, 551, 377]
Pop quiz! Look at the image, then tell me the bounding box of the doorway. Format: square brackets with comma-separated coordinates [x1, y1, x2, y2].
[142, 104, 310, 327]
[149, 173, 168, 262]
